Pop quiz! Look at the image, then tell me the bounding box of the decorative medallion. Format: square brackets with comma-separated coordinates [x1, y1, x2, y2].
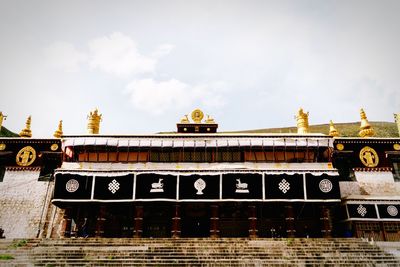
[235, 178, 249, 193]
[278, 179, 290, 194]
[394, 144, 400, 151]
[357, 204, 367, 217]
[194, 178, 206, 195]
[319, 179, 333, 193]
[387, 205, 398, 217]
[66, 179, 79, 193]
[359, 146, 379, 168]
[0, 143, 6, 151]
[336, 143, 344, 151]
[50, 144, 59, 151]
[16, 146, 36, 167]
[191, 109, 204, 123]
[108, 179, 120, 194]
[150, 178, 164, 193]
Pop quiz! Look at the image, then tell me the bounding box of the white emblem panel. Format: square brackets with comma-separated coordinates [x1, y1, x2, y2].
[278, 179, 290, 194]
[108, 179, 120, 194]
[387, 205, 398, 217]
[194, 178, 206, 195]
[150, 178, 164, 193]
[235, 178, 249, 193]
[319, 179, 333, 193]
[357, 204, 367, 217]
[66, 179, 79, 193]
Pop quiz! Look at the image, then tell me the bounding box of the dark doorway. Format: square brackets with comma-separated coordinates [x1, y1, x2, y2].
[143, 203, 172, 238]
[181, 203, 210, 237]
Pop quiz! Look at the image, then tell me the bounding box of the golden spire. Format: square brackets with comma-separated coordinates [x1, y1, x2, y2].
[19, 115, 32, 138]
[0, 112, 6, 131]
[205, 114, 215, 124]
[395, 113, 400, 137]
[329, 120, 340, 137]
[87, 109, 102, 134]
[295, 108, 310, 134]
[359, 108, 375, 137]
[53, 120, 63, 138]
[180, 114, 190, 123]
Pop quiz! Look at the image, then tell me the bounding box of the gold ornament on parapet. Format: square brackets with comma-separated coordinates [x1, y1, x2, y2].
[359, 146, 379, 168]
[191, 109, 204, 123]
[16, 146, 36, 166]
[0, 143, 6, 151]
[51, 144, 59, 151]
[336, 144, 344, 151]
[394, 144, 400, 151]
[296, 108, 309, 134]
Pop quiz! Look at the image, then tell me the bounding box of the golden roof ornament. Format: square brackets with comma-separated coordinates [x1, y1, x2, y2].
[180, 115, 190, 123]
[329, 120, 340, 137]
[205, 115, 215, 124]
[359, 108, 375, 137]
[295, 108, 310, 134]
[87, 109, 102, 134]
[53, 120, 63, 138]
[19, 115, 32, 138]
[0, 112, 6, 131]
[191, 109, 204, 123]
[395, 113, 400, 137]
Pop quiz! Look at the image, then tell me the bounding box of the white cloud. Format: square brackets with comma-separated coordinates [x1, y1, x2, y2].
[88, 32, 157, 76]
[125, 79, 226, 115]
[152, 43, 175, 58]
[44, 42, 87, 72]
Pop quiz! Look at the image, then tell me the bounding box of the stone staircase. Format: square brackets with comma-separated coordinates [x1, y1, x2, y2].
[1, 238, 400, 266]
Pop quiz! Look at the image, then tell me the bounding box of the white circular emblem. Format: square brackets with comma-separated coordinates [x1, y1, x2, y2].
[387, 205, 398, 217]
[194, 178, 206, 195]
[66, 179, 79, 193]
[319, 179, 333, 193]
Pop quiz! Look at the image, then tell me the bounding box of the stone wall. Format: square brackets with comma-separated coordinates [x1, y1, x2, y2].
[0, 169, 52, 238]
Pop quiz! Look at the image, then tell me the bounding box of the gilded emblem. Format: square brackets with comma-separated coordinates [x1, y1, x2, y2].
[359, 146, 379, 168]
[50, 143, 59, 151]
[16, 146, 36, 166]
[191, 109, 204, 123]
[394, 144, 400, 151]
[336, 143, 344, 151]
[0, 143, 6, 151]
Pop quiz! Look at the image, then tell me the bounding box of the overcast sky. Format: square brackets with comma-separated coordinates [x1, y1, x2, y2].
[0, 0, 399, 137]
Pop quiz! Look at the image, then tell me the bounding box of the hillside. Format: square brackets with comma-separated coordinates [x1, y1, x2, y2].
[0, 126, 19, 137]
[230, 121, 399, 137]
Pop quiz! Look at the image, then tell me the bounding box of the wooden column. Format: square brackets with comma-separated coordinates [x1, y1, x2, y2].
[95, 205, 107, 237]
[284, 205, 296, 238]
[248, 205, 258, 238]
[320, 205, 332, 238]
[171, 204, 181, 238]
[133, 205, 144, 238]
[210, 204, 220, 238]
[60, 207, 72, 238]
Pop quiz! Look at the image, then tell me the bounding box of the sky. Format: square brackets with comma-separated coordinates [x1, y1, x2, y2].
[0, 0, 399, 137]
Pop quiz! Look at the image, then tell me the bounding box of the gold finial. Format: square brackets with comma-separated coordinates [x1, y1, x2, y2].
[180, 115, 190, 123]
[395, 113, 400, 137]
[53, 120, 63, 138]
[295, 108, 309, 134]
[359, 108, 375, 137]
[0, 112, 6, 131]
[205, 115, 215, 124]
[87, 109, 102, 134]
[19, 115, 32, 138]
[191, 109, 204, 123]
[329, 120, 340, 137]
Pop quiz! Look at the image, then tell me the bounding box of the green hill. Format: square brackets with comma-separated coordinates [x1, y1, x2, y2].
[0, 126, 19, 137]
[231, 121, 399, 137]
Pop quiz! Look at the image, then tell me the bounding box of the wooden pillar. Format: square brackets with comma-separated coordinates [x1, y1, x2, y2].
[248, 205, 258, 238]
[133, 205, 144, 238]
[210, 204, 220, 238]
[60, 207, 72, 238]
[95, 205, 107, 237]
[320, 205, 332, 238]
[171, 204, 181, 238]
[284, 205, 296, 238]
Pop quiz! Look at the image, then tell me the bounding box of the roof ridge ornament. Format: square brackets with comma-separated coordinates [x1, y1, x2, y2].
[329, 120, 340, 137]
[54, 120, 63, 138]
[19, 115, 32, 138]
[0, 111, 6, 131]
[87, 108, 102, 134]
[296, 108, 310, 134]
[177, 108, 218, 133]
[359, 108, 375, 137]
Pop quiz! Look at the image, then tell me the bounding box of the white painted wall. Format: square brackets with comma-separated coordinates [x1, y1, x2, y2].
[0, 170, 51, 238]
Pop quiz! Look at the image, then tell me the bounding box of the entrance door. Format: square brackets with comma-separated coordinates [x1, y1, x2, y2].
[181, 203, 210, 237]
